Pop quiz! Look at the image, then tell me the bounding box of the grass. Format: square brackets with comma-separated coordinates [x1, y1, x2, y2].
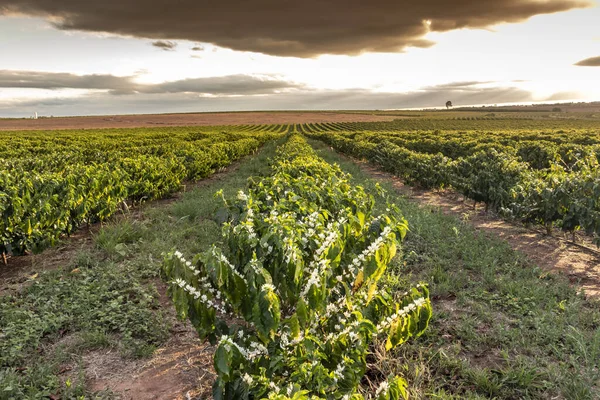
[2, 135, 599, 399]
[308, 138, 600, 400]
[0, 139, 281, 399]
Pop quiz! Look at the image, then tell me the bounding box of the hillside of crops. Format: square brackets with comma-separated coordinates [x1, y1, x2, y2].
[0, 125, 284, 257]
[304, 119, 600, 245]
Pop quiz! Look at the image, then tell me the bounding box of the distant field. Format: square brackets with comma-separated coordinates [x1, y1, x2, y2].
[0, 111, 396, 131]
[2, 104, 599, 131]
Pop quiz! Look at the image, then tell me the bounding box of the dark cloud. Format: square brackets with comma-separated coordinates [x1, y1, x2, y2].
[574, 56, 600, 66]
[0, 70, 303, 95]
[0, 70, 133, 91]
[151, 40, 177, 51]
[139, 75, 305, 95]
[0, 84, 534, 117]
[191, 45, 204, 51]
[0, 0, 590, 57]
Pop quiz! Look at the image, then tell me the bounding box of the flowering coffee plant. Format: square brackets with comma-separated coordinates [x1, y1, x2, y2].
[162, 135, 431, 399]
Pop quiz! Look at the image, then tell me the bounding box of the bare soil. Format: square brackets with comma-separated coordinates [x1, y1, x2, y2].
[0, 225, 100, 295]
[356, 161, 600, 298]
[0, 111, 394, 131]
[88, 280, 215, 400]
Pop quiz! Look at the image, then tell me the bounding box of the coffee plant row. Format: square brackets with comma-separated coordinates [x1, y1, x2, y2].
[306, 130, 600, 243]
[162, 134, 431, 399]
[299, 117, 600, 134]
[0, 128, 281, 255]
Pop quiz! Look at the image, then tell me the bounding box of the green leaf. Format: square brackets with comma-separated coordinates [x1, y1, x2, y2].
[214, 344, 231, 379]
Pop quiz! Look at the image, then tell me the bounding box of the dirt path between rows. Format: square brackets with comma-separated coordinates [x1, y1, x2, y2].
[352, 161, 600, 299]
[87, 279, 215, 400]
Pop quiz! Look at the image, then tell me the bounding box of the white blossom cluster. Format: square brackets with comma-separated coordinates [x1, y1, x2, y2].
[299, 218, 346, 298]
[219, 335, 268, 361]
[279, 330, 305, 349]
[375, 297, 427, 332]
[348, 226, 393, 276]
[282, 238, 301, 266]
[237, 190, 248, 201]
[242, 373, 253, 385]
[248, 257, 263, 276]
[174, 251, 199, 275]
[261, 283, 276, 292]
[171, 250, 238, 315]
[333, 362, 346, 383]
[213, 248, 247, 283]
[374, 380, 389, 397]
[324, 319, 363, 344]
[172, 277, 228, 314]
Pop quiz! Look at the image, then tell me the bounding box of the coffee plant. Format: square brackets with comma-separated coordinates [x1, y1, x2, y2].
[162, 135, 432, 399]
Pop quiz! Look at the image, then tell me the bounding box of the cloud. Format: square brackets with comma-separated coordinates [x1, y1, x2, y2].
[0, 70, 133, 91]
[0, 0, 590, 57]
[546, 91, 582, 101]
[191, 45, 204, 51]
[0, 70, 304, 95]
[574, 56, 600, 66]
[151, 40, 177, 51]
[423, 81, 496, 91]
[0, 81, 535, 117]
[138, 75, 305, 95]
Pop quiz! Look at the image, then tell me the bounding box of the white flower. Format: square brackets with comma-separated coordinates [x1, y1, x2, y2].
[237, 191, 248, 201]
[375, 380, 389, 396]
[242, 373, 253, 385]
[261, 283, 276, 292]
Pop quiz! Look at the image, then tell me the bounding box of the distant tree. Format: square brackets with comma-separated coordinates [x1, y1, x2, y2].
[446, 101, 453, 109]
[552, 107, 562, 112]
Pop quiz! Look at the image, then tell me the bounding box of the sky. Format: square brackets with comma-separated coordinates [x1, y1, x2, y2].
[0, 0, 599, 117]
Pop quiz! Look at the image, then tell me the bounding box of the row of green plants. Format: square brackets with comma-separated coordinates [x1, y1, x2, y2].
[1, 130, 281, 255]
[337, 131, 600, 170]
[162, 134, 431, 399]
[305, 118, 600, 133]
[2, 130, 271, 172]
[307, 132, 600, 244]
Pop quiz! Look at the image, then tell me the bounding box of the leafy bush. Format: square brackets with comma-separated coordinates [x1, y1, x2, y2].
[162, 135, 431, 399]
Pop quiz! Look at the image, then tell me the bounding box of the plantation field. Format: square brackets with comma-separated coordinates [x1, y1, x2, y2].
[1, 114, 600, 399]
[1, 126, 282, 256]
[304, 119, 600, 245]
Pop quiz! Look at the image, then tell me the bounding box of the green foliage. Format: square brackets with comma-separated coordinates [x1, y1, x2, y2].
[162, 135, 431, 398]
[0, 128, 282, 255]
[306, 127, 600, 243]
[311, 136, 600, 399]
